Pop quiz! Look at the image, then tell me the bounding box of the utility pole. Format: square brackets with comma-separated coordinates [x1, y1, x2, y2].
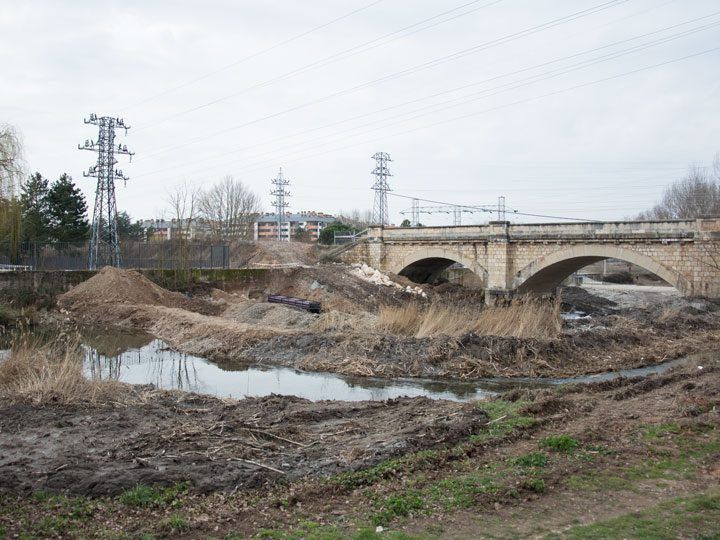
[497, 195, 506, 221]
[411, 198, 420, 227]
[270, 167, 291, 241]
[78, 114, 133, 269]
[453, 205, 462, 226]
[371, 152, 392, 226]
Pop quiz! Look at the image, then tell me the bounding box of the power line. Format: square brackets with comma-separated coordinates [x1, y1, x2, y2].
[118, 0, 386, 112]
[133, 12, 720, 177]
[136, 0, 626, 157]
[132, 43, 720, 184]
[134, 0, 505, 132]
[388, 192, 597, 222]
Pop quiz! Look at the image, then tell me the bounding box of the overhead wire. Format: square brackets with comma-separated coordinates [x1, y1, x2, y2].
[386, 192, 598, 222]
[135, 0, 627, 152]
[131, 12, 720, 176]
[132, 0, 505, 130]
[117, 0, 387, 112]
[131, 21, 720, 181]
[167, 45, 719, 181]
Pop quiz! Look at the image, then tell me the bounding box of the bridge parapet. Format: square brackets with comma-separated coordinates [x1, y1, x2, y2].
[369, 218, 709, 242]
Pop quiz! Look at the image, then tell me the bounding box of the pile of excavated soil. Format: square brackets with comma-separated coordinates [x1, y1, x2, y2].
[223, 301, 316, 329]
[58, 267, 221, 323]
[263, 265, 417, 313]
[231, 241, 318, 268]
[0, 392, 487, 496]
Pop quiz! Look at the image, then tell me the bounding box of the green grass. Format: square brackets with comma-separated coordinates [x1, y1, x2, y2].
[427, 471, 501, 510]
[512, 452, 549, 468]
[643, 423, 681, 440]
[372, 491, 425, 526]
[547, 490, 720, 539]
[118, 482, 188, 508]
[159, 515, 189, 534]
[541, 435, 580, 453]
[470, 400, 536, 442]
[254, 523, 433, 540]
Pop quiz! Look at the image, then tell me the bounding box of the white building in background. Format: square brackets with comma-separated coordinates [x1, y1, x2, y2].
[254, 211, 336, 242]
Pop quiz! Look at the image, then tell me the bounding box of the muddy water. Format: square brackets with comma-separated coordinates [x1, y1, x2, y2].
[1, 328, 699, 403]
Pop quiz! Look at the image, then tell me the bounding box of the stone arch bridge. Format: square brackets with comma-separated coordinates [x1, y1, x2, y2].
[338, 218, 720, 300]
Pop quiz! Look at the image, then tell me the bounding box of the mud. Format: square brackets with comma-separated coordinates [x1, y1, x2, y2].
[0, 390, 487, 497]
[1, 347, 718, 539]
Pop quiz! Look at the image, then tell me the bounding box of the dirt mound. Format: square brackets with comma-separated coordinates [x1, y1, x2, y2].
[263, 265, 416, 313]
[58, 267, 221, 324]
[60, 267, 186, 308]
[224, 301, 316, 329]
[232, 241, 318, 267]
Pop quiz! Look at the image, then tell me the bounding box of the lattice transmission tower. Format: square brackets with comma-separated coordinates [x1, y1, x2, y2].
[371, 152, 392, 226]
[270, 167, 291, 241]
[78, 114, 134, 269]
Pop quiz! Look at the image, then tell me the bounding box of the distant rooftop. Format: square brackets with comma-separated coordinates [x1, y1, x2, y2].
[257, 212, 336, 223]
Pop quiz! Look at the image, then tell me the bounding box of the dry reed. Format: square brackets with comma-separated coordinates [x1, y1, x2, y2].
[378, 298, 561, 339]
[0, 338, 123, 404]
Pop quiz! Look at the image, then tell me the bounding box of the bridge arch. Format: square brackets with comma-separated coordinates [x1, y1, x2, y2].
[388, 247, 488, 286]
[514, 244, 690, 295]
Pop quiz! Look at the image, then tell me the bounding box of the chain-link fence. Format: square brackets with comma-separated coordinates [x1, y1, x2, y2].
[0, 241, 229, 270]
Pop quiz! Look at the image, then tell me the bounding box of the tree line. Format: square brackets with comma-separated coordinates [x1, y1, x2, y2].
[636, 155, 720, 220]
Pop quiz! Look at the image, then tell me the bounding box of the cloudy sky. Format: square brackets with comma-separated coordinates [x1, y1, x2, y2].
[1, 0, 719, 225]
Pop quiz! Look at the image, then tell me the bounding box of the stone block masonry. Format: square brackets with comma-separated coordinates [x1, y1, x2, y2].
[340, 219, 720, 299]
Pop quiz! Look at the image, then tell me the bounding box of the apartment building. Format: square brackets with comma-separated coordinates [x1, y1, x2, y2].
[254, 211, 335, 241]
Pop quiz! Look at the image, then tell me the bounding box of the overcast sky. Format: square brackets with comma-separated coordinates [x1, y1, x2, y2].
[1, 0, 719, 225]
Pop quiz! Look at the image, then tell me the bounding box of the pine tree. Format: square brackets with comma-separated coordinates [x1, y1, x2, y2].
[117, 211, 144, 241]
[20, 172, 50, 241]
[47, 174, 89, 242]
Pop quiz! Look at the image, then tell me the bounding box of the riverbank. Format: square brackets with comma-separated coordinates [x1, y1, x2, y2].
[1, 347, 717, 538]
[54, 266, 720, 379]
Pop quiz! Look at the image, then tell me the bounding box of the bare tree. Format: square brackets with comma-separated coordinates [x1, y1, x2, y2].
[0, 123, 24, 198]
[167, 180, 201, 239]
[166, 181, 201, 284]
[637, 155, 720, 220]
[336, 208, 374, 228]
[198, 176, 262, 241]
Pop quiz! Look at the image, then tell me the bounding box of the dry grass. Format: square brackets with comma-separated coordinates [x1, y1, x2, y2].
[0, 338, 124, 404]
[378, 298, 562, 339]
[309, 310, 377, 333]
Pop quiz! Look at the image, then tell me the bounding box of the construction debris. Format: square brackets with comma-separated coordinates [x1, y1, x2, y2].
[350, 263, 427, 297]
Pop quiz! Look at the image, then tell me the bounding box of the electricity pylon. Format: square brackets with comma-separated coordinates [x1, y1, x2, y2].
[371, 152, 392, 226]
[78, 114, 134, 269]
[270, 167, 291, 241]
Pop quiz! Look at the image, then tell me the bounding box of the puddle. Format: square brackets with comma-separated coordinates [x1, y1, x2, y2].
[1, 328, 704, 403]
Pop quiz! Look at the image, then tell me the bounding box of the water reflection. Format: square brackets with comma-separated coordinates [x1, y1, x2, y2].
[2, 326, 703, 403]
[83, 339, 500, 402]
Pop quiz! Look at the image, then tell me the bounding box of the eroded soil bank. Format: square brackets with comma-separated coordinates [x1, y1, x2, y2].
[56, 266, 720, 379]
[1, 348, 717, 538]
